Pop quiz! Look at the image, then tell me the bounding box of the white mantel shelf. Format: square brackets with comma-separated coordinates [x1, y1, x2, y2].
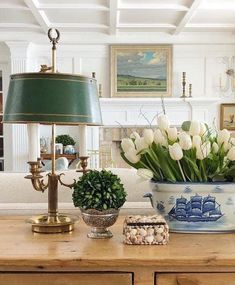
[99, 97, 220, 127]
[100, 97, 220, 104]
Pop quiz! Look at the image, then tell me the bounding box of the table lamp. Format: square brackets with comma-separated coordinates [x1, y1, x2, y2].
[3, 29, 102, 234]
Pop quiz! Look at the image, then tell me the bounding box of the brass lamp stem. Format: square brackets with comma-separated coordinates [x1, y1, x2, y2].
[52, 124, 56, 174]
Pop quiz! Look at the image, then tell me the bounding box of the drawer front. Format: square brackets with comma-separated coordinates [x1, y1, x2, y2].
[0, 273, 132, 285]
[157, 273, 235, 285]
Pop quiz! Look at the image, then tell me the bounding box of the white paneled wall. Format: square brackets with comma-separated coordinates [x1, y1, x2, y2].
[2, 43, 235, 171]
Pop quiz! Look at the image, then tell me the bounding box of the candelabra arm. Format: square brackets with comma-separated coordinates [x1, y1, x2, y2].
[58, 173, 76, 189]
[31, 177, 48, 192]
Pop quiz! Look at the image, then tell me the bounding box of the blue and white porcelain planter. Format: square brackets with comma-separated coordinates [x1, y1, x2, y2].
[144, 182, 235, 233]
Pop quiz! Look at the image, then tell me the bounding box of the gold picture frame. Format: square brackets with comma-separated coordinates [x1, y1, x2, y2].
[220, 103, 235, 130]
[110, 45, 172, 98]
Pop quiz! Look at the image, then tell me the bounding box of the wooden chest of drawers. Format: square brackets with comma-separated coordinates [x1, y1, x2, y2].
[1, 216, 235, 285]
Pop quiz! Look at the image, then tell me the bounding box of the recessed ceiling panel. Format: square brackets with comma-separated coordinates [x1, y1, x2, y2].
[119, 10, 185, 25]
[0, 9, 37, 24]
[0, 0, 27, 6]
[39, 0, 108, 5]
[120, 0, 193, 7]
[45, 10, 108, 24]
[191, 10, 235, 24]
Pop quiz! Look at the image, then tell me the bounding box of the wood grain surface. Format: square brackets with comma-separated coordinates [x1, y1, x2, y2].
[0, 216, 235, 271]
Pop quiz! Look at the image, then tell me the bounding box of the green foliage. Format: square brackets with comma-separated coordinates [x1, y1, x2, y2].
[72, 170, 127, 211]
[56, 134, 75, 146]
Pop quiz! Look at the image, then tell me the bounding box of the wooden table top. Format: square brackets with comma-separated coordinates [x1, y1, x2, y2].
[1, 216, 235, 271]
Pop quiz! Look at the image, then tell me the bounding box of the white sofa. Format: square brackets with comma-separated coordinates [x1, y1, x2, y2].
[0, 168, 153, 214]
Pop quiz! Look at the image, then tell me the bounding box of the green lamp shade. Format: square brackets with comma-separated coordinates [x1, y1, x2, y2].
[3, 73, 102, 126]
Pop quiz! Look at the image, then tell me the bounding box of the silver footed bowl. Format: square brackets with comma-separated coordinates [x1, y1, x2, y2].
[80, 208, 119, 239]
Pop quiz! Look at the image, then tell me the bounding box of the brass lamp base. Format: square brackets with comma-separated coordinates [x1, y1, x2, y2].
[27, 214, 78, 234]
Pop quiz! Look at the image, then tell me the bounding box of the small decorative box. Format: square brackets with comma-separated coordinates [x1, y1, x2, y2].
[123, 215, 169, 245]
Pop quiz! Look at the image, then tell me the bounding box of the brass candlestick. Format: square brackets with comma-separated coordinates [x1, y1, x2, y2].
[181, 72, 186, 98]
[189, 84, 192, 97]
[77, 156, 90, 174]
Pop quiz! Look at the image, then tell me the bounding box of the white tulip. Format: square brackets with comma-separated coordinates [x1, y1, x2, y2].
[135, 137, 149, 152]
[167, 127, 178, 142]
[169, 143, 183, 161]
[227, 146, 235, 161]
[143, 129, 154, 145]
[230, 137, 235, 146]
[130, 131, 140, 140]
[212, 142, 219, 154]
[121, 138, 135, 153]
[154, 129, 168, 146]
[189, 121, 201, 136]
[178, 132, 192, 150]
[192, 135, 202, 148]
[199, 123, 207, 137]
[223, 141, 232, 152]
[137, 168, 154, 180]
[124, 149, 141, 164]
[196, 141, 211, 160]
[217, 129, 230, 146]
[157, 114, 170, 131]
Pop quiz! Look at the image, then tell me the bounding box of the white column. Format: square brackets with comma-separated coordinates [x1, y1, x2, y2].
[78, 125, 87, 156]
[4, 42, 40, 172]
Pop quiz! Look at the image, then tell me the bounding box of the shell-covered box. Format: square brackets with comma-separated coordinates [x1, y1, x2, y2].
[123, 215, 169, 245]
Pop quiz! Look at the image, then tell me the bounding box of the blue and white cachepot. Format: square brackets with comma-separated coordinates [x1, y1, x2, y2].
[144, 182, 235, 233]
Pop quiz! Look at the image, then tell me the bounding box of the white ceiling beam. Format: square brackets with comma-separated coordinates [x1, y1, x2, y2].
[109, 0, 118, 35]
[0, 4, 29, 10]
[37, 3, 109, 11]
[24, 0, 49, 33]
[173, 0, 203, 35]
[118, 4, 188, 11]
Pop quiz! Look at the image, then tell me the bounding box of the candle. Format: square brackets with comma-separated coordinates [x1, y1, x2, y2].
[78, 125, 87, 156]
[27, 123, 40, 161]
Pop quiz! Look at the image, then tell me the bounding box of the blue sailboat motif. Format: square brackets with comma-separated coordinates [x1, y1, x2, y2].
[168, 194, 223, 222]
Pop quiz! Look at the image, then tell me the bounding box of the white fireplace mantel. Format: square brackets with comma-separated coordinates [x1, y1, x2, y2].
[100, 97, 220, 127]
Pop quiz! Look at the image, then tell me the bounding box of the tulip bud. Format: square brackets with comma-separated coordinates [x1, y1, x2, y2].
[212, 142, 219, 154]
[192, 135, 202, 148]
[227, 146, 235, 161]
[217, 129, 230, 146]
[135, 137, 149, 152]
[157, 114, 170, 131]
[130, 131, 140, 140]
[199, 123, 207, 137]
[178, 132, 192, 150]
[121, 138, 135, 153]
[196, 141, 211, 160]
[143, 129, 154, 145]
[169, 143, 183, 161]
[154, 129, 168, 146]
[137, 168, 154, 180]
[167, 127, 178, 142]
[189, 121, 201, 136]
[124, 149, 141, 164]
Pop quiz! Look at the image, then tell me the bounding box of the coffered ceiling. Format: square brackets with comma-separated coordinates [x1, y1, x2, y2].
[0, 0, 235, 43]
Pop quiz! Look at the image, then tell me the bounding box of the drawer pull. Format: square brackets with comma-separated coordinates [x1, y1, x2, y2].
[176, 276, 198, 285]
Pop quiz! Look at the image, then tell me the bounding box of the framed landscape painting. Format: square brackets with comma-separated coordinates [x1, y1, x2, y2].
[110, 45, 172, 97]
[220, 103, 235, 130]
